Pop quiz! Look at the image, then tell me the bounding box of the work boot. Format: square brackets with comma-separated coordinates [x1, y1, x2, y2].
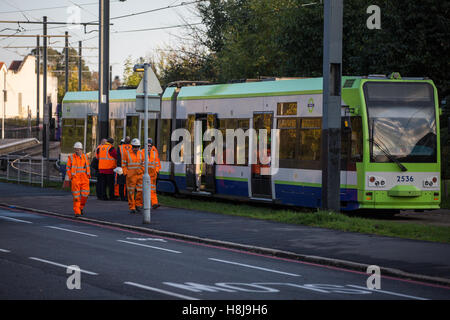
[129, 209, 136, 214]
[136, 206, 143, 213]
[152, 204, 160, 209]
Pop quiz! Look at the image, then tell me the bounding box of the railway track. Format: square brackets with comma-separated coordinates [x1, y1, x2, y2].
[2, 142, 62, 182]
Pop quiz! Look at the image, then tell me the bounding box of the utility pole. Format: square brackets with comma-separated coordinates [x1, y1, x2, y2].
[43, 16, 50, 183]
[65, 31, 69, 93]
[321, 0, 343, 212]
[42, 16, 48, 159]
[36, 35, 40, 140]
[78, 41, 82, 91]
[98, 0, 110, 142]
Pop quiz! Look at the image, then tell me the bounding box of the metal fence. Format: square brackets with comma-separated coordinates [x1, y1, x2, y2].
[0, 155, 62, 187]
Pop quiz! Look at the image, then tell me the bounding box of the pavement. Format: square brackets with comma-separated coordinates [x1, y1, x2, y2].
[0, 181, 449, 287]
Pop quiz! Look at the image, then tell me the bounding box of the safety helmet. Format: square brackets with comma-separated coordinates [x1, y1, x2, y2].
[73, 142, 83, 149]
[131, 138, 141, 147]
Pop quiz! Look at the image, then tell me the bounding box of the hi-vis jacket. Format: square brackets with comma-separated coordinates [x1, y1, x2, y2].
[97, 143, 117, 170]
[122, 149, 144, 176]
[146, 146, 161, 177]
[66, 153, 91, 180]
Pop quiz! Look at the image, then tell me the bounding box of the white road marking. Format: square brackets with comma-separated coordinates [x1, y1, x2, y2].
[0, 249, 10, 253]
[126, 237, 167, 243]
[124, 282, 199, 300]
[29, 257, 98, 276]
[208, 258, 301, 277]
[0, 216, 32, 224]
[117, 240, 181, 254]
[46, 226, 98, 237]
[347, 285, 429, 300]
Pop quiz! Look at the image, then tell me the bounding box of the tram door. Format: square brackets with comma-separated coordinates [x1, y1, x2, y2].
[251, 112, 273, 199]
[85, 114, 97, 158]
[185, 113, 217, 193]
[126, 115, 140, 141]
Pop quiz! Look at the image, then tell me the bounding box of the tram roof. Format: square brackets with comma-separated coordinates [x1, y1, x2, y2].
[176, 78, 329, 100]
[62, 89, 155, 103]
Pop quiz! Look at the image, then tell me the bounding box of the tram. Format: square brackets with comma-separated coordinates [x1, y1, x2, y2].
[61, 74, 442, 211]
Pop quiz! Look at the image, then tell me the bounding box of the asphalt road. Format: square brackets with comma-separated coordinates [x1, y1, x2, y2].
[1, 207, 449, 301]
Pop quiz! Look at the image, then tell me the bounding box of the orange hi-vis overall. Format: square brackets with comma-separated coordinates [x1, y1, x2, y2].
[147, 146, 161, 206]
[97, 143, 117, 170]
[122, 149, 144, 210]
[66, 153, 91, 215]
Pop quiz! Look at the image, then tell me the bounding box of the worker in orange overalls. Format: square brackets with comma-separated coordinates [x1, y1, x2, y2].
[146, 138, 161, 209]
[122, 138, 144, 214]
[117, 136, 132, 201]
[66, 142, 91, 217]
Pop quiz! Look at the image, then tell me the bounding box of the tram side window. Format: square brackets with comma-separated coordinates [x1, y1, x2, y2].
[61, 119, 84, 154]
[341, 116, 363, 163]
[218, 119, 250, 166]
[298, 118, 321, 169]
[159, 119, 171, 161]
[110, 119, 124, 146]
[140, 119, 157, 146]
[277, 102, 297, 116]
[277, 118, 299, 168]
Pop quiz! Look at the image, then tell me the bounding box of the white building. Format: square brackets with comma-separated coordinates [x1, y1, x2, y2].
[0, 55, 58, 121]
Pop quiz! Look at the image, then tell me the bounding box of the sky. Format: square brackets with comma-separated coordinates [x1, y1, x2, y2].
[0, 0, 203, 81]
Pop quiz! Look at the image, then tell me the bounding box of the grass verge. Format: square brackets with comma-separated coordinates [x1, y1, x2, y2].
[159, 194, 450, 244]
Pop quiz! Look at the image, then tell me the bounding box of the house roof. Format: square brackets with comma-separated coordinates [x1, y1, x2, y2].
[9, 60, 23, 72]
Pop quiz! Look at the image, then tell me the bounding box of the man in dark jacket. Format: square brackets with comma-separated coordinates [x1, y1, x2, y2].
[96, 137, 118, 200]
[116, 136, 131, 201]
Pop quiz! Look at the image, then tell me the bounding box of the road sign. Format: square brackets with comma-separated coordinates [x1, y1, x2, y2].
[135, 66, 162, 113]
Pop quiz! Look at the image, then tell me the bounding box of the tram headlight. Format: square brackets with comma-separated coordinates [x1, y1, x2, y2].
[423, 176, 439, 188]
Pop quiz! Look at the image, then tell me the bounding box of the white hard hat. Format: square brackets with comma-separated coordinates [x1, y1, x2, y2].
[131, 138, 140, 146]
[113, 167, 123, 175]
[73, 142, 83, 149]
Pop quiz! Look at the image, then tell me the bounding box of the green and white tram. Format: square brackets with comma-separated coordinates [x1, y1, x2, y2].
[61, 74, 442, 211]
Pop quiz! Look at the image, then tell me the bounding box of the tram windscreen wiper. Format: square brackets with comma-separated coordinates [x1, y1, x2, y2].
[369, 138, 408, 172]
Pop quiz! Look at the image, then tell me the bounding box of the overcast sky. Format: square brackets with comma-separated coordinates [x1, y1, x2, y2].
[0, 0, 202, 81]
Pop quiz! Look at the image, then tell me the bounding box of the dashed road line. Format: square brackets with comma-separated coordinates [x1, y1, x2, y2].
[0, 216, 32, 224]
[29, 257, 99, 276]
[208, 258, 301, 277]
[46, 226, 98, 237]
[0, 249, 10, 253]
[124, 281, 199, 300]
[117, 240, 181, 254]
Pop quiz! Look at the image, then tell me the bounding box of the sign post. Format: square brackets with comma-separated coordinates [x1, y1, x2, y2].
[134, 63, 162, 224]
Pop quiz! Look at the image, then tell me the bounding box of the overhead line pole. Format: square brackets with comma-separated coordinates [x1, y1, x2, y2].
[98, 0, 110, 142]
[78, 41, 82, 91]
[43, 16, 51, 183]
[65, 31, 69, 94]
[36, 35, 40, 140]
[321, 0, 343, 212]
